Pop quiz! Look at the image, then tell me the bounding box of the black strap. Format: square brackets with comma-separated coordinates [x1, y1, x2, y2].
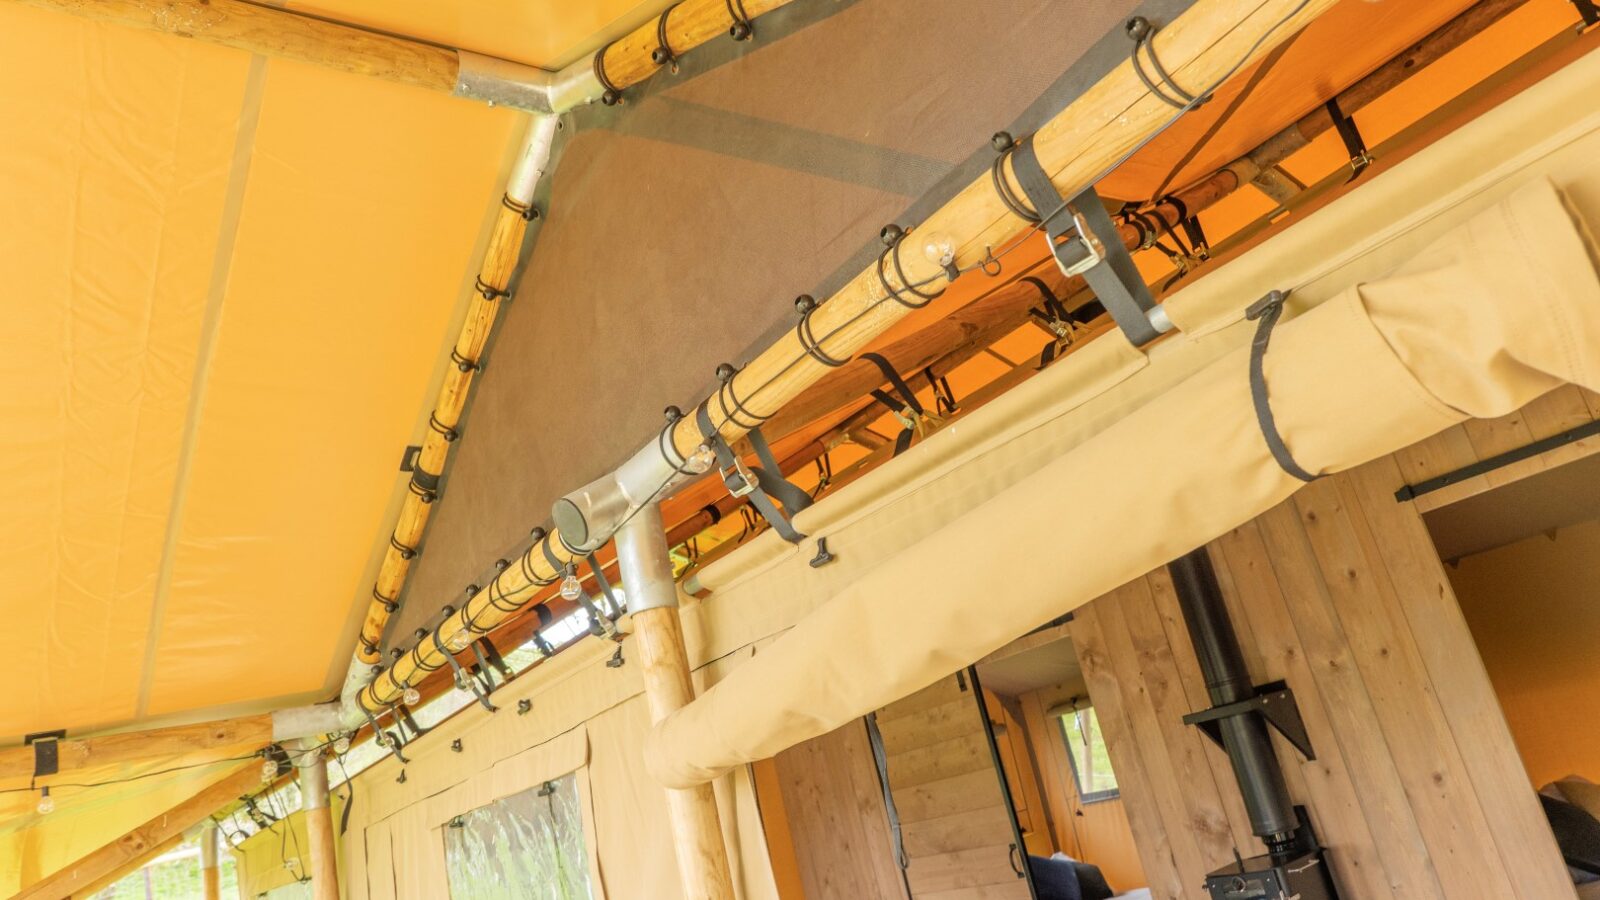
[694, 403, 809, 543]
[865, 713, 910, 871]
[860, 352, 923, 457]
[584, 551, 626, 625]
[1574, 0, 1600, 26]
[652, 3, 682, 66]
[1325, 96, 1372, 183]
[924, 366, 957, 416]
[725, 0, 753, 39]
[593, 40, 622, 105]
[1126, 17, 1209, 109]
[1247, 291, 1317, 483]
[1009, 137, 1164, 347]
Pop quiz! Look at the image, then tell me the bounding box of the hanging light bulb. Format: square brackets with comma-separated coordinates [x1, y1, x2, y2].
[35, 787, 53, 815]
[921, 230, 956, 269]
[260, 759, 279, 783]
[332, 735, 351, 755]
[446, 629, 471, 652]
[402, 686, 422, 707]
[559, 570, 583, 601]
[684, 445, 717, 474]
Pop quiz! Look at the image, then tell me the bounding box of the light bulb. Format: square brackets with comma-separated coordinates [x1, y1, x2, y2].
[684, 445, 716, 474]
[332, 735, 351, 755]
[559, 572, 582, 601]
[35, 788, 52, 815]
[921, 231, 956, 268]
[401, 686, 422, 706]
[446, 629, 471, 652]
[261, 760, 279, 783]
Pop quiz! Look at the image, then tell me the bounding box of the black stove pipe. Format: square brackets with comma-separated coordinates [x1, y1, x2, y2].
[1167, 547, 1300, 850]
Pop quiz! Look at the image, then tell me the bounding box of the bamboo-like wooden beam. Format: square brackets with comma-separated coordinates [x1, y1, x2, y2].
[12, 0, 459, 91]
[14, 763, 263, 900]
[764, 0, 1531, 440]
[9, 0, 800, 102]
[350, 0, 801, 666]
[361, 0, 1343, 711]
[0, 715, 272, 782]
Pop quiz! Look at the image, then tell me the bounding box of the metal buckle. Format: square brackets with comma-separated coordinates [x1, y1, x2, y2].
[1051, 209, 1105, 278]
[721, 457, 758, 498]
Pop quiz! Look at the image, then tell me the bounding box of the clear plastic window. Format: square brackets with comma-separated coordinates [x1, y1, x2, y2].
[441, 773, 593, 900]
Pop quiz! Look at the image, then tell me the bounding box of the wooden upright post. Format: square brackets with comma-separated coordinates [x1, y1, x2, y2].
[616, 504, 736, 900]
[200, 819, 220, 900]
[297, 745, 341, 900]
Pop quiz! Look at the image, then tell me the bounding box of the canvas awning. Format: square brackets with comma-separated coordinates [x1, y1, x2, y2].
[644, 48, 1600, 787]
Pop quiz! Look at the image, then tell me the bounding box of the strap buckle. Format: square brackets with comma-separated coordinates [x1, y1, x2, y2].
[1052, 208, 1105, 279]
[721, 455, 759, 498]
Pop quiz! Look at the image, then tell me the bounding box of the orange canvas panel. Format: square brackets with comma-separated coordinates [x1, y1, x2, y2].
[0, 6, 251, 737]
[142, 60, 518, 717]
[1099, 0, 1480, 200]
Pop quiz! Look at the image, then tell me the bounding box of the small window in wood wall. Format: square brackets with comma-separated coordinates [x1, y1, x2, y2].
[1056, 706, 1120, 803]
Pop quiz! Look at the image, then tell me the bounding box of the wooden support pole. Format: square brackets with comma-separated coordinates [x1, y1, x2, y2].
[200, 819, 220, 900]
[0, 715, 273, 782]
[298, 745, 341, 900]
[14, 763, 263, 900]
[618, 505, 736, 900]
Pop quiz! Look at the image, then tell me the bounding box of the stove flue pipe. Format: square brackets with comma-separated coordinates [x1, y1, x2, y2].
[1167, 547, 1300, 847]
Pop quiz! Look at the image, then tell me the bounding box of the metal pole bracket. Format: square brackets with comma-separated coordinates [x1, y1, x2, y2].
[1182, 680, 1316, 762]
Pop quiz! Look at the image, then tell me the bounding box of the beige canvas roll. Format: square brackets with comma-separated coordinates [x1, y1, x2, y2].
[646, 178, 1600, 788]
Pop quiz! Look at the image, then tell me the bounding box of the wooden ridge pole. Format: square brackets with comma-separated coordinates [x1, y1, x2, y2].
[8, 0, 800, 105]
[14, 762, 263, 900]
[361, 0, 1343, 711]
[0, 715, 272, 782]
[10, 0, 459, 91]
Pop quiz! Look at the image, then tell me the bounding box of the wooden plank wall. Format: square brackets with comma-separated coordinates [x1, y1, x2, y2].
[771, 720, 910, 900]
[1015, 682, 1148, 893]
[1069, 390, 1595, 900]
[876, 674, 1030, 899]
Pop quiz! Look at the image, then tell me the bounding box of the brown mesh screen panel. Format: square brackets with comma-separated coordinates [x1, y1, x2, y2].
[385, 0, 1160, 650]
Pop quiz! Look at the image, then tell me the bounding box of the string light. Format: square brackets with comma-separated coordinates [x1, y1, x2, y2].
[35, 787, 52, 815]
[402, 687, 422, 706]
[446, 629, 471, 652]
[332, 735, 351, 756]
[261, 760, 280, 783]
[559, 568, 582, 602]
